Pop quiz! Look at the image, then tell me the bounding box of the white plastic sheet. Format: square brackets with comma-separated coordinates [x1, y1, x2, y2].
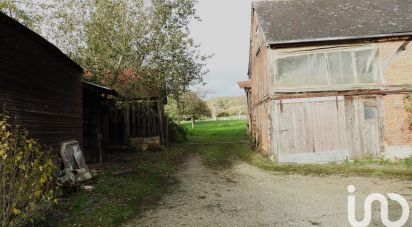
[276, 44, 381, 88]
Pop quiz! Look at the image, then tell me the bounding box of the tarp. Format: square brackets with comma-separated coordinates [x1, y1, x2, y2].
[275, 44, 381, 89]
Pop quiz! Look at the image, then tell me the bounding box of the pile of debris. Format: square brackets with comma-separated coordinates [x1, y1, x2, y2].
[58, 141, 93, 190]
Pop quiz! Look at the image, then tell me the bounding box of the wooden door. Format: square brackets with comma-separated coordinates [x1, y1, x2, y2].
[273, 97, 349, 163]
[363, 98, 381, 155]
[345, 96, 383, 159]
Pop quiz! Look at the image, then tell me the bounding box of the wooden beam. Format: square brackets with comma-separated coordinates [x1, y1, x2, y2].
[260, 88, 412, 103]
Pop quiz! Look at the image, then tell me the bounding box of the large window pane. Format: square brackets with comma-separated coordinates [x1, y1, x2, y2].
[340, 51, 356, 84]
[355, 49, 379, 84]
[306, 53, 328, 86]
[329, 51, 356, 85]
[276, 46, 380, 88]
[328, 52, 343, 84]
[277, 55, 308, 87]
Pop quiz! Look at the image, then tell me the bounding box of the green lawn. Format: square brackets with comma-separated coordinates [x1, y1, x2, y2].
[184, 120, 412, 179]
[182, 120, 248, 143]
[181, 120, 249, 168]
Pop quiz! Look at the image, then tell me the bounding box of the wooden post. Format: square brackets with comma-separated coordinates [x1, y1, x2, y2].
[157, 100, 165, 147]
[131, 104, 136, 137]
[165, 116, 169, 147]
[97, 130, 103, 164]
[124, 103, 130, 146]
[95, 104, 102, 162]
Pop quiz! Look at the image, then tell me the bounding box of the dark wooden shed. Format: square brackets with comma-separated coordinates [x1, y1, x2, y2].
[0, 12, 83, 156]
[83, 81, 119, 162]
[83, 82, 167, 162]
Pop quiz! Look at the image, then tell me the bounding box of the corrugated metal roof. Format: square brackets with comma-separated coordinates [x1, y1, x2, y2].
[83, 81, 118, 96]
[253, 0, 412, 46]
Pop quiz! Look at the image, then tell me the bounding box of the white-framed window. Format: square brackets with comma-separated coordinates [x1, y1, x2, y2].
[276, 45, 381, 88]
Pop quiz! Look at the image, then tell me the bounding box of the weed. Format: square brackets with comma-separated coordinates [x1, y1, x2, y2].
[44, 147, 188, 226]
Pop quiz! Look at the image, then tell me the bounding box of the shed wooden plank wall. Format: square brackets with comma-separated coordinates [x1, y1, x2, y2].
[0, 16, 83, 156]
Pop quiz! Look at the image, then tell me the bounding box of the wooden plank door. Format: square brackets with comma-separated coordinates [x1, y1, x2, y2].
[345, 96, 383, 159]
[362, 98, 381, 156]
[274, 97, 349, 163]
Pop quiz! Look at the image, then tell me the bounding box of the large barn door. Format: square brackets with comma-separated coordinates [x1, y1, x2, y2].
[274, 97, 349, 163]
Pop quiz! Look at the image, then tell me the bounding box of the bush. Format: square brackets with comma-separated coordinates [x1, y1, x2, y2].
[404, 157, 412, 168]
[168, 120, 188, 143]
[0, 114, 57, 226]
[217, 112, 229, 118]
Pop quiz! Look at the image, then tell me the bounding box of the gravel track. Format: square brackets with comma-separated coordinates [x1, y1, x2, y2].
[126, 154, 412, 227]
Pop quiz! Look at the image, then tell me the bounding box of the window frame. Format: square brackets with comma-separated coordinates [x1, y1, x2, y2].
[274, 44, 382, 90]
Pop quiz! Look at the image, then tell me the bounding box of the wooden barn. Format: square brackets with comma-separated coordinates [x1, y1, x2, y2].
[247, 0, 412, 163]
[0, 12, 83, 156]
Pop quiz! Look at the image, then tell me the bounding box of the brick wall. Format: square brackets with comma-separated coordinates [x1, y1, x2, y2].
[249, 10, 271, 155]
[379, 40, 412, 146]
[382, 95, 412, 145]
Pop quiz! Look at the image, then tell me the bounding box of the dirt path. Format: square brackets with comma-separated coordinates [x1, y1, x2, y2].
[126, 154, 412, 227]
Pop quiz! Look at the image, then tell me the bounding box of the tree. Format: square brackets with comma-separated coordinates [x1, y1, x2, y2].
[1, 0, 210, 100]
[0, 0, 48, 29]
[166, 92, 211, 128]
[215, 99, 230, 117]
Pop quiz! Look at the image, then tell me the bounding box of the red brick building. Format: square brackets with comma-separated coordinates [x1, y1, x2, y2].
[245, 0, 412, 163]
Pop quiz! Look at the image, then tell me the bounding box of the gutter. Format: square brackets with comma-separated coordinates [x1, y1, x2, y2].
[268, 32, 412, 48]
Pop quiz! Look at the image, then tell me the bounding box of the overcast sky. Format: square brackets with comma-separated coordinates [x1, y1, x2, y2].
[189, 0, 253, 98]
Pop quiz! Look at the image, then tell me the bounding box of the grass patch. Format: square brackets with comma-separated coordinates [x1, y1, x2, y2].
[185, 120, 412, 180]
[44, 147, 187, 227]
[183, 120, 248, 143]
[183, 120, 247, 169]
[196, 144, 236, 169]
[235, 144, 412, 180]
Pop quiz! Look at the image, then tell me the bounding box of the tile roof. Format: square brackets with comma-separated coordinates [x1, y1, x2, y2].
[253, 0, 412, 46]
